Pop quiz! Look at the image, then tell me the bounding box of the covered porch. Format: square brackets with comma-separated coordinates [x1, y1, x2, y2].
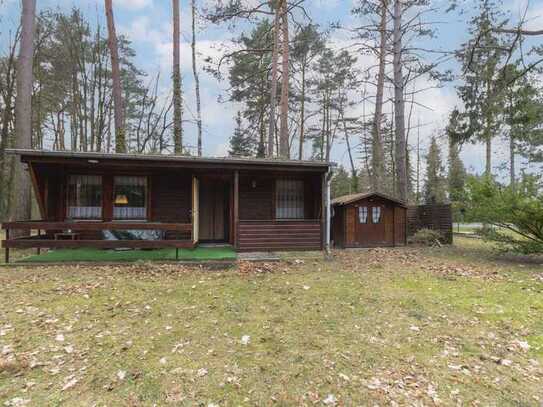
[2, 150, 330, 263]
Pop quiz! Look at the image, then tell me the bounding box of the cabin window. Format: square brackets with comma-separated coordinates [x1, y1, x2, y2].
[372, 206, 382, 224]
[67, 175, 103, 219]
[113, 176, 147, 220]
[276, 179, 304, 219]
[358, 206, 368, 224]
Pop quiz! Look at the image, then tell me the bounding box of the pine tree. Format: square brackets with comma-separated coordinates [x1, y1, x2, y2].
[455, 0, 507, 177]
[229, 20, 273, 157]
[424, 136, 447, 204]
[229, 112, 255, 157]
[291, 23, 324, 160]
[331, 166, 353, 198]
[446, 111, 467, 203]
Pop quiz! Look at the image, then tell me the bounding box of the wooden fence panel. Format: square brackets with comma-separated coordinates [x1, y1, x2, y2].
[407, 204, 453, 244]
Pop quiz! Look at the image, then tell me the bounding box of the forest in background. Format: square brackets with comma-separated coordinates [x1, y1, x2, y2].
[1, 0, 543, 231]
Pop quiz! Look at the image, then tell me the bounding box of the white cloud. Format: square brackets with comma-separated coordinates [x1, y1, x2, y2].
[114, 0, 153, 11]
[504, 0, 543, 30]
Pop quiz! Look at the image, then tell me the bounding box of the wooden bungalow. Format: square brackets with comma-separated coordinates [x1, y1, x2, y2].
[331, 192, 407, 248]
[2, 150, 332, 262]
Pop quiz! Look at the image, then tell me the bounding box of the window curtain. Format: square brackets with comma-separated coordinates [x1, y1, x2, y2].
[113, 176, 147, 220]
[67, 175, 102, 219]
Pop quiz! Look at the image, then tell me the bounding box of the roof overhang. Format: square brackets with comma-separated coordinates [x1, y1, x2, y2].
[332, 191, 407, 208]
[8, 149, 332, 173]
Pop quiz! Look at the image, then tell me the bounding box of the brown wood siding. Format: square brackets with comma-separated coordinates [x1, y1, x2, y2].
[239, 176, 274, 220]
[394, 206, 407, 246]
[238, 221, 322, 251]
[335, 195, 407, 248]
[331, 206, 345, 248]
[151, 173, 192, 223]
[345, 206, 356, 246]
[239, 174, 322, 221]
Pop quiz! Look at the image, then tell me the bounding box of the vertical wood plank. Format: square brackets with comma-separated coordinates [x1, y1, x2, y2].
[28, 163, 46, 220]
[103, 175, 113, 221]
[234, 170, 239, 249]
[321, 173, 326, 250]
[146, 176, 152, 221]
[4, 228, 9, 264]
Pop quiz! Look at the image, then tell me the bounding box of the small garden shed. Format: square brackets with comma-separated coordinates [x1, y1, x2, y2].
[332, 192, 407, 248]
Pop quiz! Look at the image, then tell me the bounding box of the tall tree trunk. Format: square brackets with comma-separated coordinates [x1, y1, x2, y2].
[298, 63, 305, 160]
[191, 0, 203, 156]
[393, 0, 407, 202]
[105, 0, 126, 153]
[484, 81, 492, 177]
[0, 32, 18, 219]
[371, 0, 387, 192]
[257, 62, 266, 157]
[268, 0, 282, 157]
[485, 126, 492, 177]
[416, 117, 421, 204]
[279, 0, 289, 158]
[341, 108, 358, 192]
[172, 0, 183, 154]
[10, 0, 35, 225]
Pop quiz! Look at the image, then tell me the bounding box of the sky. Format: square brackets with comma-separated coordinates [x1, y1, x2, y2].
[1, 0, 543, 180]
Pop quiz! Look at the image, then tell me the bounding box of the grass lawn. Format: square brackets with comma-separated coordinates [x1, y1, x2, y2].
[1, 237, 542, 405]
[18, 246, 237, 263]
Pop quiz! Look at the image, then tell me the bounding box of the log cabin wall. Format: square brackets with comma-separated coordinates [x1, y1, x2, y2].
[23, 158, 327, 252]
[150, 173, 192, 240]
[239, 175, 274, 220]
[33, 165, 195, 241]
[237, 172, 323, 251]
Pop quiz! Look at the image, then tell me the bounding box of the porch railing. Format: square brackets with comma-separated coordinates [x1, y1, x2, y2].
[2, 221, 194, 263]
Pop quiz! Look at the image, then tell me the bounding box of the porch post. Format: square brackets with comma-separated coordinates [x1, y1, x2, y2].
[234, 170, 239, 249]
[4, 228, 9, 264]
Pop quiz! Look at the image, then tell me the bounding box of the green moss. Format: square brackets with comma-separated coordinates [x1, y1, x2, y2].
[19, 246, 237, 263]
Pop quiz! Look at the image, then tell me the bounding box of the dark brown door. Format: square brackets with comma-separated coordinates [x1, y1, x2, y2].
[354, 204, 394, 247]
[199, 179, 229, 242]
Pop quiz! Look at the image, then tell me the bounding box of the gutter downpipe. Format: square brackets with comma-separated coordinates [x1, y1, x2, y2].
[325, 163, 336, 258]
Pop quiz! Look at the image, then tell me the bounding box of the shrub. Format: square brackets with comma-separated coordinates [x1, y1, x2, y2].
[465, 176, 543, 255]
[409, 228, 444, 246]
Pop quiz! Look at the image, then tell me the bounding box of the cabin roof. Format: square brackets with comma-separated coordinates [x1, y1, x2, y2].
[332, 191, 407, 207]
[7, 149, 332, 172]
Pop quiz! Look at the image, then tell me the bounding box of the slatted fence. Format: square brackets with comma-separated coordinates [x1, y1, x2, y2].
[407, 204, 453, 244]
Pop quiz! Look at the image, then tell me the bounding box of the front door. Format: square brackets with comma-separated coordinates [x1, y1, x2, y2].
[199, 178, 229, 242]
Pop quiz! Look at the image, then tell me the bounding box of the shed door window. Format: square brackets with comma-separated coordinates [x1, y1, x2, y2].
[372, 207, 382, 224]
[358, 206, 368, 224]
[113, 176, 147, 220]
[276, 179, 304, 219]
[67, 175, 102, 219]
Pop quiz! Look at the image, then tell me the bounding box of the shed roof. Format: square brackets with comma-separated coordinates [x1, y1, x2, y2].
[332, 192, 407, 207]
[7, 149, 331, 172]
